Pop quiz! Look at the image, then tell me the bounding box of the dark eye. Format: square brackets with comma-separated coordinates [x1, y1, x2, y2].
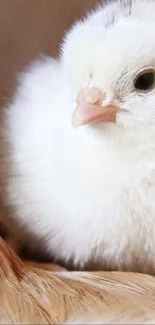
[134, 69, 155, 92]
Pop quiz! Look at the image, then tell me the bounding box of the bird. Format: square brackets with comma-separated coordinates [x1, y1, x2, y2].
[0, 235, 155, 324]
[4, 0, 155, 273]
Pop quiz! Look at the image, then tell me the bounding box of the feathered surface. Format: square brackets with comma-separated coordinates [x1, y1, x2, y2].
[0, 236, 155, 324]
[5, 0, 155, 272]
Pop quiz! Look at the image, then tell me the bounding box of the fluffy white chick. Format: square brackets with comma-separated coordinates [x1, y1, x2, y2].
[5, 0, 155, 272]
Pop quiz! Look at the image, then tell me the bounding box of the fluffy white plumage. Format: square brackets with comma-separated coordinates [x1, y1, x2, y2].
[6, 0, 155, 271]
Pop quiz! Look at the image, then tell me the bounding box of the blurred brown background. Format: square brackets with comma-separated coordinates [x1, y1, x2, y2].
[0, 0, 100, 108]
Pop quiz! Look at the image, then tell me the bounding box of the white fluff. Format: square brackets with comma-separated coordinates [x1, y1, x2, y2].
[5, 0, 155, 271]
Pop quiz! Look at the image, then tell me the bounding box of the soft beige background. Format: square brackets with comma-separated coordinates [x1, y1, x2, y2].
[0, 0, 100, 108]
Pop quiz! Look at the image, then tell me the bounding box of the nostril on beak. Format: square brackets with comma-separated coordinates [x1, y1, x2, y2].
[77, 86, 106, 106]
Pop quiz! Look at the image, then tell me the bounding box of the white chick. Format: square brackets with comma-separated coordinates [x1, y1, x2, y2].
[5, 0, 155, 272]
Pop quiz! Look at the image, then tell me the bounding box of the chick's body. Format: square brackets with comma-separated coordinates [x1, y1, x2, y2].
[6, 0, 155, 272]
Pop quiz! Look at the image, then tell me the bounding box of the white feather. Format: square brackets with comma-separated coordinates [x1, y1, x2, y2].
[5, 0, 155, 271]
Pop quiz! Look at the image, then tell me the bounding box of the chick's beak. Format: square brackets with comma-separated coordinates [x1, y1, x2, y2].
[72, 86, 120, 128]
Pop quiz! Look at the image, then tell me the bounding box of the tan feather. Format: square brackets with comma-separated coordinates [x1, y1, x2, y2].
[0, 236, 155, 324]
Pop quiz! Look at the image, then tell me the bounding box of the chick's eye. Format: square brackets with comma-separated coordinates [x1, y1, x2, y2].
[134, 69, 155, 92]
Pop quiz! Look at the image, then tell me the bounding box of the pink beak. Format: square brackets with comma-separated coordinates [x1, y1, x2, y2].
[72, 87, 120, 128]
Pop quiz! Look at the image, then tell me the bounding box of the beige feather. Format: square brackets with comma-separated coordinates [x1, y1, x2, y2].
[0, 236, 155, 324]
